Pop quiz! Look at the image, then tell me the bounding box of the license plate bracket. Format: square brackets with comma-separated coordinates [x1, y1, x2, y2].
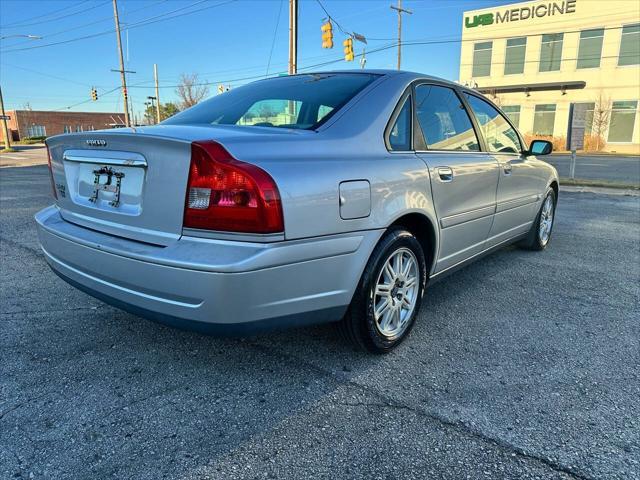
[89, 166, 126, 207]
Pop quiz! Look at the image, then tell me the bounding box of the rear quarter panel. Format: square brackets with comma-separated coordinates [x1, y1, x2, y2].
[220, 73, 439, 246]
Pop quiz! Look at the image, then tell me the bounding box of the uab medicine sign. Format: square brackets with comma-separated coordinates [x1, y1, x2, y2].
[465, 0, 577, 28]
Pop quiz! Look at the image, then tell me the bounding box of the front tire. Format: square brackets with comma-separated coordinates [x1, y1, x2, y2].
[519, 188, 556, 251]
[338, 228, 427, 354]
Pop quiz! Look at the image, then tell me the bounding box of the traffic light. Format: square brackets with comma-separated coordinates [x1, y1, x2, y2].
[91, 88, 98, 101]
[321, 21, 333, 49]
[343, 37, 354, 61]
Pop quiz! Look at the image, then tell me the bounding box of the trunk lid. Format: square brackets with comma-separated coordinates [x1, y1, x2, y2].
[47, 131, 192, 246]
[46, 125, 313, 245]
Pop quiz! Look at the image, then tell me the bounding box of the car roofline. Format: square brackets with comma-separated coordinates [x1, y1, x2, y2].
[286, 69, 463, 88]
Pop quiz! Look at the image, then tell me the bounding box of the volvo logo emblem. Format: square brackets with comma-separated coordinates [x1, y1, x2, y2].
[86, 139, 107, 147]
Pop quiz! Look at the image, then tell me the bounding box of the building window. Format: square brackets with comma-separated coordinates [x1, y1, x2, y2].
[501, 105, 521, 128]
[504, 37, 526, 75]
[618, 24, 640, 66]
[472, 41, 492, 77]
[533, 104, 556, 136]
[608, 101, 638, 142]
[539, 33, 563, 72]
[26, 125, 46, 137]
[75, 125, 84, 132]
[63, 125, 72, 133]
[88, 125, 95, 131]
[577, 28, 604, 69]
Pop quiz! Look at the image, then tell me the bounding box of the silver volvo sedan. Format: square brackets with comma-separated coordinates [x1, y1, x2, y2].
[36, 70, 558, 353]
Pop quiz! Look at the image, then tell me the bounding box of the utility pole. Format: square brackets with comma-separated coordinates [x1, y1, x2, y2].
[0, 85, 11, 150]
[153, 64, 161, 123]
[288, 0, 298, 75]
[112, 0, 130, 127]
[390, 0, 412, 70]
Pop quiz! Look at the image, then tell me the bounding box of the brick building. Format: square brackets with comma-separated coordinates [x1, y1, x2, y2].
[1, 110, 126, 141]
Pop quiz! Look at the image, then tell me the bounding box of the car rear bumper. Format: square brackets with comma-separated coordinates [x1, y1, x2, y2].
[35, 206, 382, 335]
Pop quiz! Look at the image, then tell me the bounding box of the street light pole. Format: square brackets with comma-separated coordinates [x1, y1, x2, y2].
[153, 64, 161, 123]
[390, 0, 412, 70]
[0, 85, 12, 150]
[112, 0, 131, 127]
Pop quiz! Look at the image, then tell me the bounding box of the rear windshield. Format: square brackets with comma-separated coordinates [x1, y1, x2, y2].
[163, 73, 379, 130]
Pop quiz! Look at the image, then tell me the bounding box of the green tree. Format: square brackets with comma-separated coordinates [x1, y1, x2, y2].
[144, 102, 181, 124]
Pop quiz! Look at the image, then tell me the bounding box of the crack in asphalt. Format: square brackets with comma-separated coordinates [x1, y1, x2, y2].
[248, 342, 593, 480]
[0, 393, 49, 421]
[0, 235, 43, 258]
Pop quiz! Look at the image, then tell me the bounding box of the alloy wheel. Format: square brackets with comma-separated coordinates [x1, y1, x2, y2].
[373, 247, 419, 338]
[538, 195, 554, 246]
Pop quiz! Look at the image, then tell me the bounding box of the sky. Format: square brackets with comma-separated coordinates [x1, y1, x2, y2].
[0, 0, 518, 118]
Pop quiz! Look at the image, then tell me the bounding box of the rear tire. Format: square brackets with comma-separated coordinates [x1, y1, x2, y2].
[519, 188, 556, 251]
[338, 228, 427, 354]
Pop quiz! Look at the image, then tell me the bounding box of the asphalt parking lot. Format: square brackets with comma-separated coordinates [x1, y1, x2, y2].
[1, 165, 639, 480]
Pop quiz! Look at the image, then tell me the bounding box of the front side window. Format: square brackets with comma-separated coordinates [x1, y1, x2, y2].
[619, 24, 640, 66]
[501, 105, 521, 129]
[415, 85, 479, 151]
[533, 104, 556, 136]
[577, 28, 604, 69]
[464, 94, 521, 153]
[504, 37, 527, 75]
[608, 101, 638, 142]
[539, 33, 563, 72]
[388, 96, 412, 151]
[472, 41, 492, 77]
[164, 73, 378, 130]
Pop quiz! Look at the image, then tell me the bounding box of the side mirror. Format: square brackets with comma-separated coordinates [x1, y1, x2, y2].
[527, 139, 553, 156]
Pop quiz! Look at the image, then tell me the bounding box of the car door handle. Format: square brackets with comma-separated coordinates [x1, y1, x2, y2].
[503, 162, 512, 175]
[437, 167, 453, 182]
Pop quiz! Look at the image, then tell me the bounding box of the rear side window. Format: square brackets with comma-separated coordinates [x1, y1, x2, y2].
[164, 73, 378, 130]
[415, 85, 479, 151]
[464, 94, 522, 153]
[388, 97, 412, 151]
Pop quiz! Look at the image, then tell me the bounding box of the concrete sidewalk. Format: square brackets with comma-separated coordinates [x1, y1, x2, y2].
[0, 144, 47, 168]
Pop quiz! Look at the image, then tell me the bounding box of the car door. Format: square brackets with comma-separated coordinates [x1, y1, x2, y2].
[414, 83, 500, 273]
[463, 93, 545, 246]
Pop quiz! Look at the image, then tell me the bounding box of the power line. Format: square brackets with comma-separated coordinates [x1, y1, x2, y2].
[0, 0, 92, 29]
[0, 63, 96, 87]
[266, 0, 285, 77]
[0, 1, 110, 30]
[315, 0, 351, 37]
[0, 0, 238, 54]
[1, 0, 170, 48]
[49, 86, 121, 112]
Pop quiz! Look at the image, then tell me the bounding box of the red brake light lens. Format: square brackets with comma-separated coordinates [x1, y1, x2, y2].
[183, 141, 284, 234]
[46, 145, 58, 200]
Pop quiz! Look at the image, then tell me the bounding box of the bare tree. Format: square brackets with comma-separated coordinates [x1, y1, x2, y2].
[590, 92, 610, 152]
[175, 73, 210, 110]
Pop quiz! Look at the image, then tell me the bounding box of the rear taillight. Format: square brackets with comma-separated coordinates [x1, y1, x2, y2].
[183, 141, 284, 234]
[46, 145, 58, 200]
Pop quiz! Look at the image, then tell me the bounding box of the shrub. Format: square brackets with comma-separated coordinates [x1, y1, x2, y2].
[523, 134, 567, 152]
